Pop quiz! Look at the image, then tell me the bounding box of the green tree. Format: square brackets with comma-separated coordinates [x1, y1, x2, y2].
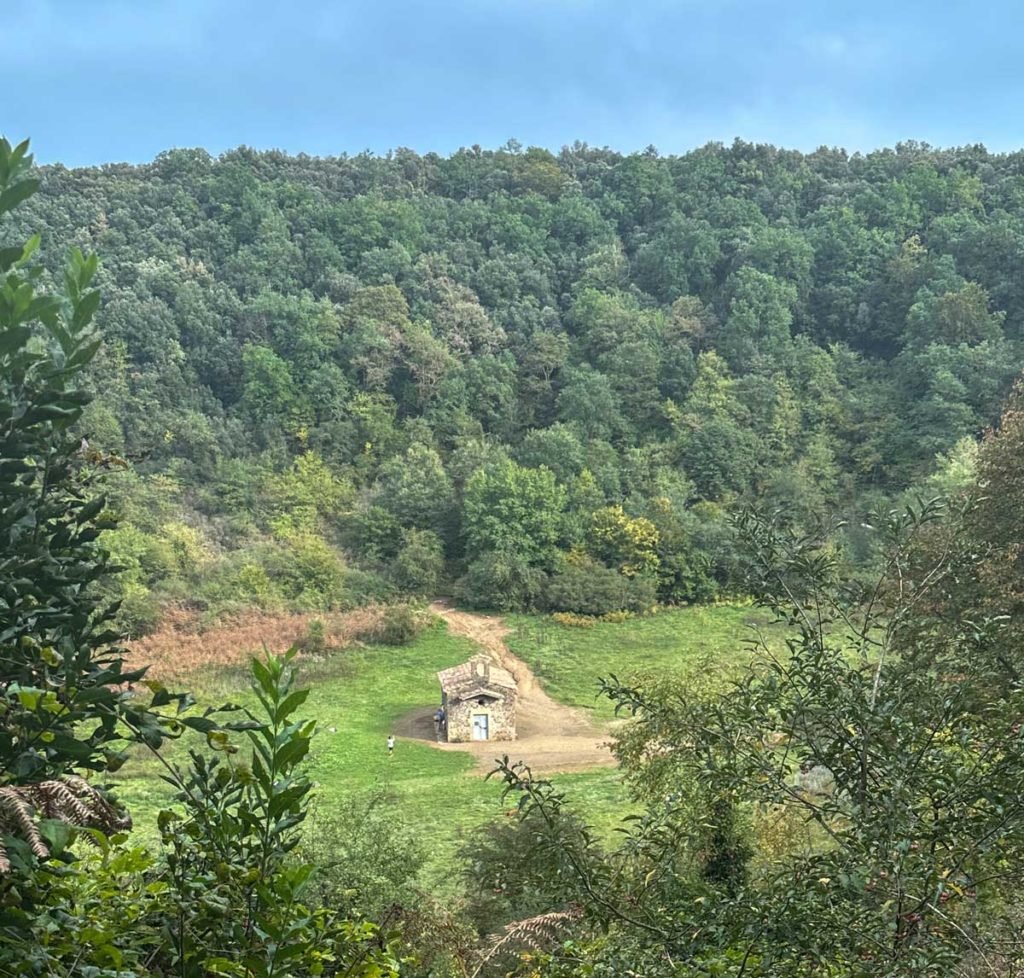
[373, 443, 454, 532]
[633, 212, 720, 302]
[240, 344, 302, 426]
[18, 135, 1024, 632]
[338, 284, 413, 391]
[515, 423, 586, 483]
[456, 551, 547, 611]
[588, 505, 660, 577]
[392, 527, 446, 594]
[463, 460, 566, 567]
[718, 267, 798, 373]
[264, 450, 354, 535]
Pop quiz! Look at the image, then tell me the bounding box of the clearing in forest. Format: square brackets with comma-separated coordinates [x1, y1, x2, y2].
[393, 602, 617, 775]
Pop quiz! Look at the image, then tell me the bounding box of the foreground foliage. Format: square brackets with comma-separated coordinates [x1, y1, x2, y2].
[487, 499, 1024, 976]
[0, 134, 178, 918]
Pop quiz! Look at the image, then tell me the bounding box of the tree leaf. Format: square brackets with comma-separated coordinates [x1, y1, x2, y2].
[0, 178, 39, 215]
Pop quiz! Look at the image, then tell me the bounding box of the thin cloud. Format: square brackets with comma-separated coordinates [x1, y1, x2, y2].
[799, 31, 892, 68]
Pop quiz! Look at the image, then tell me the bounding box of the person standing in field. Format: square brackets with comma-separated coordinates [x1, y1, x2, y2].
[387, 734, 395, 757]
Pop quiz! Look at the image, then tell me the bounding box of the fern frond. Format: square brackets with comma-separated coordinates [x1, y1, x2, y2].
[0, 778, 131, 872]
[471, 905, 584, 976]
[490, 906, 584, 951]
[0, 787, 48, 862]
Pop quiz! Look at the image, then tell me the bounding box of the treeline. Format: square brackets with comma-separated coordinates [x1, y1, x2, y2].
[17, 138, 1024, 624]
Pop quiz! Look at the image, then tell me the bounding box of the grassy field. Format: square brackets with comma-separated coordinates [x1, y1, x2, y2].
[115, 619, 630, 888]
[115, 605, 773, 889]
[506, 603, 778, 718]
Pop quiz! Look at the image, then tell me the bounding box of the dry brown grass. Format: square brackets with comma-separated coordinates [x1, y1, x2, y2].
[126, 604, 400, 682]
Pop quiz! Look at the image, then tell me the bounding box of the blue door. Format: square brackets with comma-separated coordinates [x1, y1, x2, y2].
[472, 714, 489, 740]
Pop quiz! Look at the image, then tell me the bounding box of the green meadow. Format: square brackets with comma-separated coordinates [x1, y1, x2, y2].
[506, 603, 776, 716]
[116, 606, 772, 887]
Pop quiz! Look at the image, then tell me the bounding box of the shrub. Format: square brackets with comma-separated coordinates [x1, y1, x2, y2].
[455, 552, 548, 611]
[154, 651, 401, 977]
[117, 581, 163, 637]
[589, 504, 660, 577]
[0, 139, 174, 797]
[269, 531, 348, 607]
[301, 618, 327, 655]
[351, 603, 428, 646]
[160, 520, 215, 576]
[232, 559, 281, 609]
[391, 528, 445, 595]
[545, 560, 657, 616]
[341, 568, 396, 606]
[656, 550, 718, 604]
[301, 788, 425, 920]
[344, 504, 403, 562]
[458, 804, 590, 936]
[599, 609, 635, 623]
[550, 612, 597, 628]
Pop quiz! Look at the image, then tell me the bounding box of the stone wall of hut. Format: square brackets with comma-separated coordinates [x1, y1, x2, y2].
[444, 690, 517, 742]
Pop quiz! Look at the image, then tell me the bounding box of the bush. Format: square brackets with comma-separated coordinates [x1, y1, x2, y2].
[550, 611, 597, 628]
[352, 603, 428, 646]
[657, 550, 718, 604]
[301, 788, 425, 920]
[545, 561, 657, 616]
[341, 568, 396, 606]
[391, 528, 445, 595]
[116, 582, 163, 638]
[267, 531, 348, 608]
[344, 504, 403, 562]
[234, 560, 280, 607]
[301, 618, 328, 655]
[599, 609, 635, 623]
[455, 552, 548, 611]
[549, 609, 636, 628]
[152, 651, 401, 977]
[459, 805, 589, 936]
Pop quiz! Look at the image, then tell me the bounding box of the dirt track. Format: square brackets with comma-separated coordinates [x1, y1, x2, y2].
[394, 603, 617, 775]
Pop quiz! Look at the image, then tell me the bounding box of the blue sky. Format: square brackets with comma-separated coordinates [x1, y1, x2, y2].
[5, 0, 1021, 166]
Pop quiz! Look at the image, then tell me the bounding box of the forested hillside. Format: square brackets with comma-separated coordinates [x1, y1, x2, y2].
[18, 140, 1024, 626]
[9, 132, 1024, 977]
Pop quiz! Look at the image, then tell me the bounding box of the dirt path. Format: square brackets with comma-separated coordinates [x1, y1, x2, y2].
[396, 603, 616, 775]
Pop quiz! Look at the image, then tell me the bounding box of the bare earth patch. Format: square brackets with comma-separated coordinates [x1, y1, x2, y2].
[398, 602, 617, 775]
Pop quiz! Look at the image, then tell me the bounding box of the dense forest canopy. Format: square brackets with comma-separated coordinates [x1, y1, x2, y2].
[17, 138, 1024, 624]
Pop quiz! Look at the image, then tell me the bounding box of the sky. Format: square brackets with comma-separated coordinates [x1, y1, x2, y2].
[4, 0, 1023, 167]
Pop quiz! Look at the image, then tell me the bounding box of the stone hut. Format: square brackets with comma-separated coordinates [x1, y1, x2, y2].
[437, 655, 517, 742]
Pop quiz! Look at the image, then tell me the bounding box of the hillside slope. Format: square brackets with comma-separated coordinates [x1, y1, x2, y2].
[20, 141, 1019, 622]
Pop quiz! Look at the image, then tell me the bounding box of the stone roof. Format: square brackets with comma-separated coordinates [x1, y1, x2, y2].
[438, 654, 516, 693]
